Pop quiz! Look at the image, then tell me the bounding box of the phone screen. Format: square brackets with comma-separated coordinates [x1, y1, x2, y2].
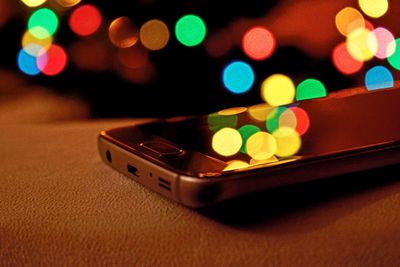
[106, 85, 400, 176]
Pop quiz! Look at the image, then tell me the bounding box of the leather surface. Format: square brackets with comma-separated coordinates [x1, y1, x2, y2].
[1, 120, 400, 266]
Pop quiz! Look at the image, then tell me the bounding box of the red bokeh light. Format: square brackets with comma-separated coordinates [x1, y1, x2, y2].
[289, 107, 310, 136]
[332, 42, 363, 75]
[37, 44, 67, 76]
[242, 26, 276, 61]
[69, 5, 102, 36]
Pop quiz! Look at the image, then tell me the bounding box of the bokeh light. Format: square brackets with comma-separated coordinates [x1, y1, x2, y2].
[365, 65, 394, 91]
[224, 160, 250, 171]
[246, 132, 277, 160]
[28, 8, 58, 39]
[108, 17, 138, 48]
[21, 0, 47, 8]
[358, 0, 388, 18]
[261, 74, 295, 106]
[17, 48, 40, 76]
[238, 125, 261, 153]
[346, 27, 377, 62]
[242, 26, 275, 61]
[335, 7, 365, 36]
[272, 127, 301, 157]
[222, 61, 254, 94]
[69, 5, 102, 36]
[55, 0, 81, 8]
[117, 45, 149, 69]
[217, 107, 247, 115]
[296, 78, 327, 101]
[205, 30, 233, 58]
[37, 44, 67, 76]
[248, 103, 273, 121]
[289, 107, 310, 136]
[22, 29, 52, 56]
[266, 106, 287, 133]
[212, 128, 242, 157]
[372, 27, 395, 59]
[140, 19, 170, 51]
[208, 113, 238, 132]
[278, 108, 297, 130]
[388, 39, 400, 70]
[175, 15, 206, 47]
[250, 156, 278, 166]
[332, 42, 363, 75]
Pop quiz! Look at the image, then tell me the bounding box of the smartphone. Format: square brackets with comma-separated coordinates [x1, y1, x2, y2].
[98, 83, 400, 207]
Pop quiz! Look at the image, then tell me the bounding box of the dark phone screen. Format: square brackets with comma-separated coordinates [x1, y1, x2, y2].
[134, 84, 400, 173]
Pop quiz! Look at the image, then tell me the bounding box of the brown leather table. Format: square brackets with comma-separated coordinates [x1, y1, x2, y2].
[1, 119, 400, 266]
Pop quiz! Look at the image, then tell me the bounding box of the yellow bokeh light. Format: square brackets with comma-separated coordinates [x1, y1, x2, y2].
[335, 7, 365, 36]
[272, 127, 301, 157]
[261, 74, 295, 107]
[346, 27, 377, 62]
[212, 128, 242, 157]
[218, 107, 247, 116]
[55, 0, 81, 7]
[358, 0, 388, 18]
[250, 156, 278, 166]
[140, 19, 170, 51]
[224, 160, 250, 171]
[109, 17, 138, 48]
[22, 29, 52, 56]
[21, 0, 47, 8]
[246, 132, 277, 160]
[248, 103, 274, 121]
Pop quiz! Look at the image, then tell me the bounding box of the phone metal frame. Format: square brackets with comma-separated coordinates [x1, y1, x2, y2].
[98, 131, 400, 207]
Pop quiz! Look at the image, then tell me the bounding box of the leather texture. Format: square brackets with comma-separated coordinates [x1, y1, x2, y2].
[1, 120, 400, 266]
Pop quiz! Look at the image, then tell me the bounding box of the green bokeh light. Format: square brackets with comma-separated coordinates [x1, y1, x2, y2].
[266, 107, 287, 133]
[238, 125, 261, 153]
[28, 8, 58, 39]
[388, 38, 400, 70]
[175, 14, 206, 47]
[296, 78, 327, 101]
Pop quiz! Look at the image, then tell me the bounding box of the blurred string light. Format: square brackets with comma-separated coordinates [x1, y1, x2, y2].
[296, 78, 327, 101]
[335, 7, 365, 36]
[332, 42, 364, 75]
[246, 131, 277, 160]
[365, 65, 394, 91]
[108, 17, 138, 48]
[28, 8, 58, 39]
[217, 107, 247, 115]
[22, 29, 52, 56]
[242, 26, 275, 61]
[21, 0, 47, 8]
[287, 107, 310, 136]
[17, 48, 40, 76]
[36, 44, 67, 76]
[388, 39, 400, 70]
[222, 61, 254, 94]
[55, 0, 81, 8]
[208, 112, 238, 132]
[261, 74, 295, 106]
[249, 156, 278, 166]
[117, 45, 149, 69]
[224, 160, 250, 171]
[358, 0, 388, 18]
[212, 128, 242, 157]
[205, 29, 233, 58]
[238, 125, 261, 153]
[175, 14, 206, 47]
[266, 106, 287, 133]
[346, 27, 377, 62]
[372, 27, 395, 59]
[248, 103, 273, 121]
[272, 127, 301, 157]
[69, 4, 102, 36]
[140, 19, 170, 51]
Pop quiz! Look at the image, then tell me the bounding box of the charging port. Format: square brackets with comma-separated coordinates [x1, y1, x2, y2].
[127, 164, 139, 177]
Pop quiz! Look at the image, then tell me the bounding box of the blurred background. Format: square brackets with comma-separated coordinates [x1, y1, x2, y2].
[0, 0, 399, 120]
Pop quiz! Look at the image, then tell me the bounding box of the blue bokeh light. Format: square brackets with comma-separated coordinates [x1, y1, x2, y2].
[17, 49, 40, 76]
[222, 61, 254, 94]
[365, 66, 394, 91]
